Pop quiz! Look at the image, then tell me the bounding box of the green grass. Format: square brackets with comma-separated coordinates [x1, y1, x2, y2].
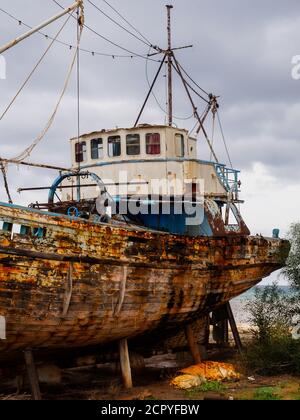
[185, 381, 226, 398]
[252, 388, 282, 401]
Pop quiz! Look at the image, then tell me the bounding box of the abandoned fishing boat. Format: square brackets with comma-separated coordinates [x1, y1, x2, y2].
[0, 2, 290, 364]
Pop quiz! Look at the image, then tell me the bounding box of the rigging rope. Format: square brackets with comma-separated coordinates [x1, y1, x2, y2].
[172, 54, 218, 162]
[11, 6, 85, 163]
[176, 61, 210, 97]
[51, 0, 159, 62]
[145, 48, 194, 121]
[0, 6, 157, 60]
[0, 14, 72, 122]
[87, 0, 152, 48]
[0, 162, 13, 204]
[100, 0, 152, 46]
[216, 110, 233, 169]
[209, 96, 219, 161]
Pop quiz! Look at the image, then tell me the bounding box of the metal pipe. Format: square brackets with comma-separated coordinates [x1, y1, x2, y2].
[166, 5, 173, 126]
[0, 158, 69, 172]
[18, 182, 149, 193]
[134, 54, 167, 127]
[0, 1, 82, 55]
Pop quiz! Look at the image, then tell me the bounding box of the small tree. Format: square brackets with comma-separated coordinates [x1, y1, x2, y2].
[244, 223, 300, 375]
[283, 223, 300, 293]
[246, 284, 294, 344]
[245, 284, 300, 374]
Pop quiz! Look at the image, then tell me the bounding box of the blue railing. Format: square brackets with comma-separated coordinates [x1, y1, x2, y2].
[214, 164, 240, 194]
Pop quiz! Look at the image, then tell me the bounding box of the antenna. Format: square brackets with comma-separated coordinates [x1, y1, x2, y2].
[134, 5, 193, 127]
[166, 5, 173, 127]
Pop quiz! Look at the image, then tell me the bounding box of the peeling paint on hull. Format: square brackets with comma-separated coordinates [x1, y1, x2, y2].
[0, 203, 290, 361]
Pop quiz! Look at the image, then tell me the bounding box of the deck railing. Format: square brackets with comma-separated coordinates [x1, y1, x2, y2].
[214, 164, 240, 194]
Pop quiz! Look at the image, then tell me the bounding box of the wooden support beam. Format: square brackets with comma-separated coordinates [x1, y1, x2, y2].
[119, 338, 133, 389]
[24, 349, 41, 400]
[226, 302, 243, 354]
[185, 324, 202, 364]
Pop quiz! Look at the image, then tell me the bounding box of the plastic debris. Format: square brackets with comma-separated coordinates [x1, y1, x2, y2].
[171, 362, 240, 389]
[171, 374, 203, 390]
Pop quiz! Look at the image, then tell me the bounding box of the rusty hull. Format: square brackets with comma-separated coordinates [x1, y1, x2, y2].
[0, 202, 290, 362]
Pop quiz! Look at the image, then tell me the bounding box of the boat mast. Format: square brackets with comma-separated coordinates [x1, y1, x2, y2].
[166, 5, 173, 127]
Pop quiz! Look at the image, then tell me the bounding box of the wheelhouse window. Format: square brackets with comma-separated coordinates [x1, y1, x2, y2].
[108, 136, 121, 157]
[75, 141, 87, 163]
[146, 133, 161, 155]
[126, 134, 140, 156]
[175, 134, 185, 157]
[91, 138, 104, 160]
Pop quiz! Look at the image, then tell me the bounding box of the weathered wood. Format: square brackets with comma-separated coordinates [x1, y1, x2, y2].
[114, 266, 128, 316]
[226, 302, 243, 353]
[24, 349, 41, 400]
[185, 324, 202, 364]
[119, 338, 133, 389]
[62, 263, 73, 316]
[0, 203, 290, 362]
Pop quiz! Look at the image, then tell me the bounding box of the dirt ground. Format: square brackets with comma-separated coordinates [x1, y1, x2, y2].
[1, 350, 300, 401]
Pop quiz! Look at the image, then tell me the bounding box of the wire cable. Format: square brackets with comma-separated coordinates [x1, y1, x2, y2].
[0, 6, 155, 60]
[216, 110, 233, 169]
[51, 0, 160, 62]
[0, 13, 72, 121]
[171, 60, 210, 105]
[145, 48, 194, 121]
[87, 0, 152, 48]
[11, 15, 84, 163]
[176, 61, 210, 97]
[100, 0, 152, 46]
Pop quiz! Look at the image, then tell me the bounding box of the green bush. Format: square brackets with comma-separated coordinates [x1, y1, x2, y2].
[245, 284, 300, 375]
[283, 223, 300, 292]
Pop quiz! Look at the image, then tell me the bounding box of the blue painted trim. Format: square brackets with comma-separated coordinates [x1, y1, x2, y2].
[76, 158, 240, 194]
[48, 171, 105, 203]
[77, 158, 240, 171]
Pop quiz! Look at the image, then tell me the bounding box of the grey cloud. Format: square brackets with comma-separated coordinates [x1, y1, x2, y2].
[0, 0, 300, 207]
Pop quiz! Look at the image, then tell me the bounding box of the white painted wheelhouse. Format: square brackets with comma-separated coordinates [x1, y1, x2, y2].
[62, 124, 237, 202]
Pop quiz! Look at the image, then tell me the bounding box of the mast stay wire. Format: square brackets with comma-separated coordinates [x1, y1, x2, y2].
[145, 47, 194, 121]
[0, 14, 73, 122]
[51, 0, 159, 62]
[173, 58, 234, 168]
[0, 6, 154, 60]
[11, 7, 85, 163]
[87, 0, 152, 48]
[217, 110, 234, 169]
[176, 60, 210, 97]
[172, 53, 218, 163]
[99, 0, 153, 46]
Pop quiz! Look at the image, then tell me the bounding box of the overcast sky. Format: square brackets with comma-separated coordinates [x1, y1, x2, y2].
[0, 0, 299, 284]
